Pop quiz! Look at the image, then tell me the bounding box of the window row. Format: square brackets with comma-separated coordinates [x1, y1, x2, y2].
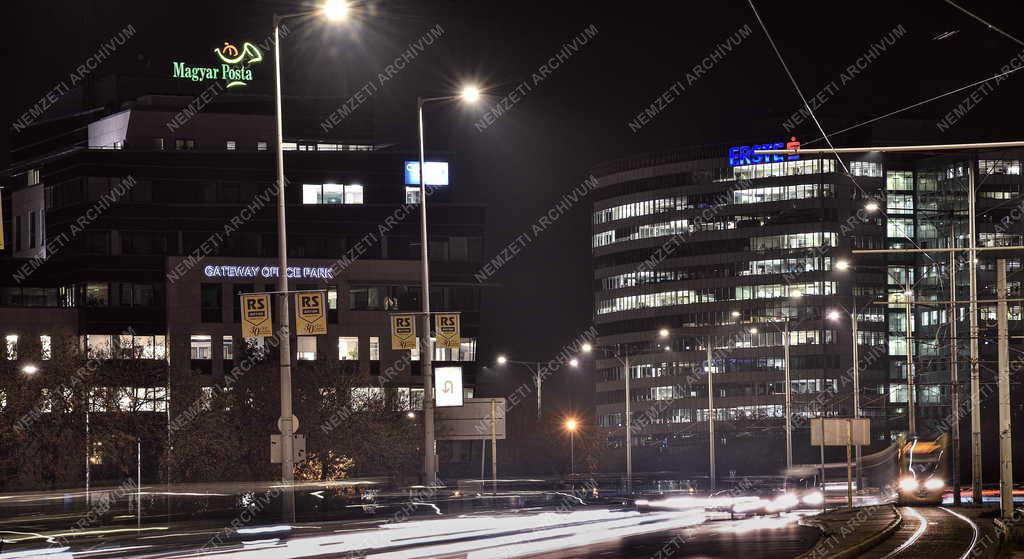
[750, 232, 836, 251]
[302, 183, 364, 205]
[980, 159, 1022, 175]
[735, 281, 835, 300]
[593, 196, 689, 225]
[25, 387, 169, 413]
[849, 161, 882, 177]
[2, 334, 51, 360]
[731, 158, 836, 180]
[739, 256, 831, 276]
[732, 184, 833, 205]
[596, 282, 835, 314]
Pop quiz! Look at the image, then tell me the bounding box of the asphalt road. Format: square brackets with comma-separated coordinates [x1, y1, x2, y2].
[857, 506, 990, 559]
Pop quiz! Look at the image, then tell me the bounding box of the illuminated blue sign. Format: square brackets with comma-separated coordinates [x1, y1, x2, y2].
[404, 161, 450, 186]
[728, 137, 800, 167]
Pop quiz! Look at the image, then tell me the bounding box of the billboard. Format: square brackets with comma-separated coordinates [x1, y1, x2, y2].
[404, 161, 450, 186]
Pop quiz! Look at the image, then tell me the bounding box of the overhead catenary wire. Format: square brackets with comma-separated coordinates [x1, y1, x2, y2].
[746, 0, 942, 272]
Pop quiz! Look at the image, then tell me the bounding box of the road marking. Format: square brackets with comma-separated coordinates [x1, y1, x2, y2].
[880, 507, 927, 559]
[940, 506, 980, 559]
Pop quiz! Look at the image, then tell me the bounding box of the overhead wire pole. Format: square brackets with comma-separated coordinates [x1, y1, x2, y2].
[968, 163, 983, 505]
[707, 343, 716, 492]
[949, 223, 962, 506]
[997, 259, 1014, 519]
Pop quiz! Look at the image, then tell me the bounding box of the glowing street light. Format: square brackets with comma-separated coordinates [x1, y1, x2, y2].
[835, 259, 850, 271]
[460, 84, 482, 103]
[581, 342, 593, 353]
[731, 310, 741, 318]
[496, 355, 508, 365]
[658, 328, 670, 338]
[321, 0, 349, 21]
[564, 418, 579, 476]
[21, 364, 38, 374]
[569, 358, 579, 367]
[865, 201, 880, 213]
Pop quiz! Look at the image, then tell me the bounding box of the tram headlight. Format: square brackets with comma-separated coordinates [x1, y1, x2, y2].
[924, 478, 944, 491]
[899, 477, 918, 492]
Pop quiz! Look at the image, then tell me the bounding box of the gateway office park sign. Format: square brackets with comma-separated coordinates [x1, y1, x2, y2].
[172, 41, 263, 89]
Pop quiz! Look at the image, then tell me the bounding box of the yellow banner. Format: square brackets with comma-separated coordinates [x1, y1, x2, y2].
[295, 292, 327, 335]
[435, 313, 460, 349]
[391, 314, 417, 350]
[240, 293, 273, 337]
[0, 190, 4, 251]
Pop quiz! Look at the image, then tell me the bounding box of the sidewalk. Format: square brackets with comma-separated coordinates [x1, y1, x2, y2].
[796, 504, 902, 559]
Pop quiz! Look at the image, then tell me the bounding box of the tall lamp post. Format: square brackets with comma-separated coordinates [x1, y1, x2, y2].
[581, 328, 669, 495]
[564, 418, 579, 477]
[749, 291, 802, 472]
[416, 85, 480, 487]
[271, 0, 349, 521]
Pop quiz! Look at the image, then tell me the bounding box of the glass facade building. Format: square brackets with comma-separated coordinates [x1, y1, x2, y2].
[590, 142, 1024, 480]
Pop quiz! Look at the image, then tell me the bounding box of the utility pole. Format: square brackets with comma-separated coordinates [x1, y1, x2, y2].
[968, 164, 982, 506]
[784, 321, 792, 472]
[707, 343, 716, 492]
[851, 299, 862, 491]
[624, 351, 632, 495]
[997, 259, 1013, 519]
[949, 224, 962, 506]
[906, 287, 916, 436]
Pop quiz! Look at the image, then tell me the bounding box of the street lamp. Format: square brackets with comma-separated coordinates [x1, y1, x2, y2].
[321, 0, 349, 20]
[417, 84, 482, 487]
[750, 291, 802, 472]
[21, 364, 38, 375]
[564, 418, 579, 477]
[580, 333, 663, 495]
[494, 354, 576, 421]
[271, 1, 350, 520]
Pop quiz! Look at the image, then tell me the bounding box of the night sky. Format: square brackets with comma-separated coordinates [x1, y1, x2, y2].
[6, 0, 1024, 416]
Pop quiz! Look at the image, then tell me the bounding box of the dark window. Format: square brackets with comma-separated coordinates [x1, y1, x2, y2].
[232, 284, 255, 323]
[175, 139, 196, 151]
[14, 215, 22, 251]
[29, 211, 37, 249]
[201, 284, 223, 323]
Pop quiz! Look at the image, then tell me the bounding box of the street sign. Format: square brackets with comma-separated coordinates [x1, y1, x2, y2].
[435, 398, 506, 440]
[435, 313, 460, 349]
[240, 293, 272, 337]
[391, 314, 416, 350]
[277, 415, 299, 433]
[811, 418, 870, 446]
[294, 292, 327, 335]
[271, 434, 306, 463]
[435, 367, 464, 407]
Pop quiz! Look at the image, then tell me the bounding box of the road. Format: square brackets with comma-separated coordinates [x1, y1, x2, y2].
[0, 508, 822, 558]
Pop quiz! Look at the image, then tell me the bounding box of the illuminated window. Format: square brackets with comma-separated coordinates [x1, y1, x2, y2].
[297, 336, 316, 361]
[257, 141, 268, 151]
[40, 335, 51, 360]
[369, 337, 380, 361]
[406, 187, 421, 204]
[84, 335, 112, 359]
[338, 336, 359, 360]
[885, 171, 913, 191]
[190, 335, 212, 360]
[4, 335, 17, 360]
[302, 184, 364, 205]
[850, 160, 882, 177]
[226, 140, 237, 151]
[223, 335, 234, 361]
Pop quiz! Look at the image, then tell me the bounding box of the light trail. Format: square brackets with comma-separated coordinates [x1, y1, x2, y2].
[940, 506, 980, 559]
[881, 507, 927, 559]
